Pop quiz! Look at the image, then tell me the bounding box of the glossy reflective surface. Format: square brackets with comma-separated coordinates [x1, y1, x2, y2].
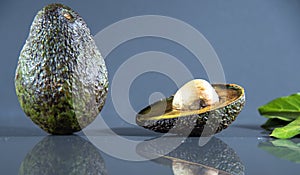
[1, 125, 300, 175]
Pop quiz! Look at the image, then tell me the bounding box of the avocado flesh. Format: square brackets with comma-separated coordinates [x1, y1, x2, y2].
[136, 84, 245, 136]
[19, 136, 107, 175]
[137, 137, 245, 175]
[15, 4, 108, 134]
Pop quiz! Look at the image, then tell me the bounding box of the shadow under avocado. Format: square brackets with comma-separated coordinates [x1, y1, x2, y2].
[137, 137, 245, 175]
[0, 126, 47, 137]
[19, 135, 107, 175]
[85, 127, 162, 137]
[258, 138, 300, 164]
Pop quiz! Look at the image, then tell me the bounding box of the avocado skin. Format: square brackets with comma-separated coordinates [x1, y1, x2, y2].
[15, 4, 108, 134]
[137, 137, 245, 175]
[136, 84, 245, 136]
[19, 136, 107, 175]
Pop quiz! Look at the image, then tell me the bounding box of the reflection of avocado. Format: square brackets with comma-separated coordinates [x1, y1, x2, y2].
[19, 136, 107, 175]
[15, 3, 108, 134]
[137, 137, 245, 175]
[136, 84, 245, 136]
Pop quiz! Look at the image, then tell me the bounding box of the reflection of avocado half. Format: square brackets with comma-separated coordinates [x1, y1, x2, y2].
[136, 84, 245, 136]
[19, 136, 107, 175]
[172, 160, 231, 175]
[137, 137, 245, 175]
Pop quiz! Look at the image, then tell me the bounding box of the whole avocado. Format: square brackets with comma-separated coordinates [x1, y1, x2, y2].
[15, 3, 108, 134]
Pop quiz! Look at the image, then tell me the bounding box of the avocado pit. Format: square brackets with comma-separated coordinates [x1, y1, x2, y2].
[172, 79, 219, 110]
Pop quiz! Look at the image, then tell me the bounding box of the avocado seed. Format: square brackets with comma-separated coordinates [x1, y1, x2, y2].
[172, 79, 219, 110]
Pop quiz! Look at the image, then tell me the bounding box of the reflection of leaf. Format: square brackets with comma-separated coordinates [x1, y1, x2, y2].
[270, 117, 300, 139]
[258, 93, 300, 121]
[258, 139, 300, 163]
[271, 140, 300, 149]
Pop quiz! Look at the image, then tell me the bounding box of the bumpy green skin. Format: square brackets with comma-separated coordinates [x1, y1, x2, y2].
[137, 137, 245, 175]
[136, 84, 245, 136]
[15, 4, 108, 134]
[19, 136, 107, 175]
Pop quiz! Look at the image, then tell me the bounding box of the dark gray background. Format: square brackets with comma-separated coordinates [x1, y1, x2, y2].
[1, 1, 300, 175]
[1, 0, 300, 129]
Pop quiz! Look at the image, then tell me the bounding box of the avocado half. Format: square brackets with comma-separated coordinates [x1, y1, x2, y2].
[137, 137, 245, 175]
[136, 84, 245, 136]
[19, 136, 107, 175]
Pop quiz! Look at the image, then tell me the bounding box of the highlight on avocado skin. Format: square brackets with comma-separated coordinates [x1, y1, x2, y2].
[15, 3, 108, 134]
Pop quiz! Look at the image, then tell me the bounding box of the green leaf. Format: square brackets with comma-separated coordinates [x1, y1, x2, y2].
[258, 93, 300, 121]
[261, 115, 295, 122]
[258, 139, 300, 163]
[270, 117, 300, 139]
[261, 118, 290, 131]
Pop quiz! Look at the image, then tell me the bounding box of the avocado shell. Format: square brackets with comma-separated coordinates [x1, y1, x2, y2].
[19, 136, 107, 175]
[137, 137, 245, 175]
[136, 84, 245, 136]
